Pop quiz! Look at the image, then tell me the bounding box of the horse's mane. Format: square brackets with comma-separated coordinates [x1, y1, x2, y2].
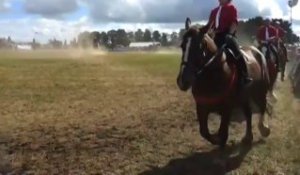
[184, 26, 199, 36]
[203, 34, 218, 53]
[184, 26, 218, 54]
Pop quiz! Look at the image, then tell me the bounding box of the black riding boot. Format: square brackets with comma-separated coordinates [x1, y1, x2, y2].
[225, 35, 252, 87]
[237, 56, 252, 87]
[270, 45, 280, 72]
[281, 43, 288, 62]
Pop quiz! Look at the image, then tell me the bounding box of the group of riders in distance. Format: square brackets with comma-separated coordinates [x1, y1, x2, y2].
[177, 0, 288, 147]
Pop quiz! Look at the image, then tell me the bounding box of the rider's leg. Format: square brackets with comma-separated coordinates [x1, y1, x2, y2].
[281, 42, 288, 61]
[270, 44, 280, 71]
[214, 33, 226, 48]
[225, 36, 252, 86]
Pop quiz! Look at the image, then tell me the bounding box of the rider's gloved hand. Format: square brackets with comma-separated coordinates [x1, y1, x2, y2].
[225, 33, 234, 40]
[225, 33, 236, 47]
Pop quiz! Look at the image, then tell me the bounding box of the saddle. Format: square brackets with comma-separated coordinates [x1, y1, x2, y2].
[224, 47, 249, 64]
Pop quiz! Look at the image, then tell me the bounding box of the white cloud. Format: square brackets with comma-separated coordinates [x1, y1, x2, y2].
[0, 17, 88, 43]
[290, 3, 300, 21]
[79, 0, 292, 23]
[254, 0, 284, 18]
[24, 0, 78, 17]
[0, 0, 11, 12]
[0, 17, 181, 43]
[1, 0, 300, 43]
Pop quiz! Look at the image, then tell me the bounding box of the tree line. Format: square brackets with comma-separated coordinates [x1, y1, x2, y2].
[73, 29, 185, 49]
[73, 16, 299, 49]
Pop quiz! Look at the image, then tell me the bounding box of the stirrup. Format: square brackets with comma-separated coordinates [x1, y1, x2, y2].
[244, 77, 253, 85]
[241, 74, 252, 86]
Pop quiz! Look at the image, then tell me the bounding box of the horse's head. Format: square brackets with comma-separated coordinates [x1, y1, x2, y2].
[177, 18, 218, 91]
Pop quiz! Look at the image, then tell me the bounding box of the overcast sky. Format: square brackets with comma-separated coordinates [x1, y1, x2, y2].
[0, 0, 298, 43]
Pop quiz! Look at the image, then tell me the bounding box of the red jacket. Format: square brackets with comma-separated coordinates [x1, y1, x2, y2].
[275, 27, 286, 38]
[207, 3, 238, 33]
[257, 25, 277, 41]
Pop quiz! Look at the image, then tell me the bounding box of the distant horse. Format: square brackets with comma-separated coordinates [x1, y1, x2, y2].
[277, 43, 288, 81]
[291, 60, 300, 97]
[177, 18, 271, 147]
[259, 41, 279, 102]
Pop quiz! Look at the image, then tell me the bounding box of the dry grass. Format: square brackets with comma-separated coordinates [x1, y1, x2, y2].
[0, 50, 299, 175]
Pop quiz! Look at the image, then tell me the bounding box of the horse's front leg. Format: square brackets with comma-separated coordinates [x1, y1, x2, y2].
[197, 105, 224, 146]
[281, 61, 286, 81]
[242, 102, 254, 145]
[196, 105, 211, 142]
[217, 108, 232, 148]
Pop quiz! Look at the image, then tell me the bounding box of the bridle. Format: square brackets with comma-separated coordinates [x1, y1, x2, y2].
[181, 31, 227, 78]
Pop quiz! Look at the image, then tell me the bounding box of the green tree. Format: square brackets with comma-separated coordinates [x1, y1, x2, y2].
[161, 33, 168, 46]
[179, 29, 185, 40]
[100, 32, 109, 47]
[49, 38, 63, 49]
[90, 31, 101, 48]
[107, 30, 117, 49]
[170, 32, 178, 45]
[143, 29, 152, 41]
[127, 31, 135, 42]
[135, 29, 144, 42]
[152, 30, 161, 42]
[78, 31, 92, 48]
[116, 29, 130, 47]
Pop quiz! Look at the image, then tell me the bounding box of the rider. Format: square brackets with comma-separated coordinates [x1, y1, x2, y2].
[201, 0, 252, 87]
[274, 21, 288, 62]
[256, 19, 280, 71]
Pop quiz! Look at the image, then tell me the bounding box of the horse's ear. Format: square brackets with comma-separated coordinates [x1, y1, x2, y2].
[185, 17, 191, 30]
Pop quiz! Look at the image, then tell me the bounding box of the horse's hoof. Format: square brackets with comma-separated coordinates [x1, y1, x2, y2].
[259, 125, 271, 137]
[242, 135, 253, 145]
[209, 134, 222, 146]
[270, 95, 278, 103]
[219, 142, 227, 149]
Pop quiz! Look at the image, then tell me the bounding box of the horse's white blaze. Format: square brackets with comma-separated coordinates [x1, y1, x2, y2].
[177, 65, 185, 87]
[183, 37, 192, 63]
[178, 37, 192, 87]
[180, 65, 186, 73]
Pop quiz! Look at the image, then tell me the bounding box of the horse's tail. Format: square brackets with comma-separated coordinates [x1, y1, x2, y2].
[250, 46, 271, 89]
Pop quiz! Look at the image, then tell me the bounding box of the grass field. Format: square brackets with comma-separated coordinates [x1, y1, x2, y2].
[0, 50, 299, 175]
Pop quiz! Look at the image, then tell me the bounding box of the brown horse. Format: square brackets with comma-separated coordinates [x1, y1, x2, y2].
[177, 18, 271, 147]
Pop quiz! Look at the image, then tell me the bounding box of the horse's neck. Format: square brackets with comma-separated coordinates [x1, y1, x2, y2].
[195, 34, 232, 95]
[194, 61, 231, 96]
